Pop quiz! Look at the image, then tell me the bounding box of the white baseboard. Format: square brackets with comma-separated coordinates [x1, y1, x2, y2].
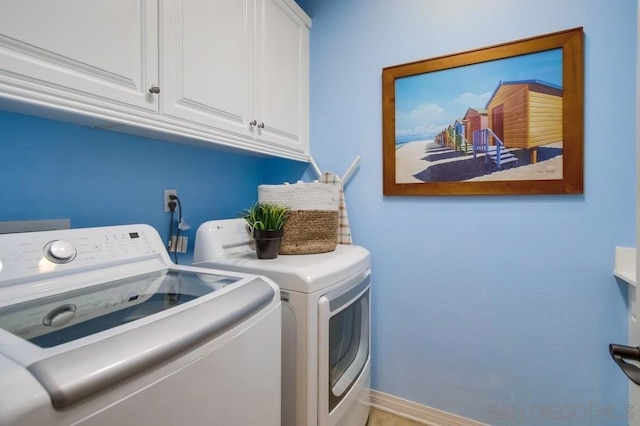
[369, 390, 489, 426]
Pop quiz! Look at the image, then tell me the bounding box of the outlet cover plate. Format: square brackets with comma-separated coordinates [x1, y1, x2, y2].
[164, 189, 177, 212]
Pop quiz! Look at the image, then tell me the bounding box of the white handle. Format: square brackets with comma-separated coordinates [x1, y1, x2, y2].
[309, 156, 322, 177]
[341, 155, 361, 184]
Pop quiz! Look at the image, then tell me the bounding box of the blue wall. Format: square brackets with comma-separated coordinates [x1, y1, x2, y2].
[297, 0, 636, 425]
[0, 110, 307, 263]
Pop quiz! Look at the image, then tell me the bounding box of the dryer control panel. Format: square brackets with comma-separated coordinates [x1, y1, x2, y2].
[0, 224, 165, 285]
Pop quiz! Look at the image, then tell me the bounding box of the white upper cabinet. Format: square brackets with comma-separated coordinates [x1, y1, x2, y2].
[0, 0, 310, 160]
[0, 0, 159, 114]
[161, 0, 254, 138]
[254, 0, 310, 153]
[161, 0, 310, 156]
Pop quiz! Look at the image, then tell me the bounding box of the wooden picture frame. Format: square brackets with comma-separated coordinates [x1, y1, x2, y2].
[382, 27, 583, 196]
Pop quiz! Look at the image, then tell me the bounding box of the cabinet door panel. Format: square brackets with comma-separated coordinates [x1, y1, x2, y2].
[162, 0, 253, 137]
[0, 0, 158, 112]
[255, 0, 309, 152]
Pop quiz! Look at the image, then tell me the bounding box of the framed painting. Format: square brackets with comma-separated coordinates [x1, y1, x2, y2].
[382, 27, 584, 196]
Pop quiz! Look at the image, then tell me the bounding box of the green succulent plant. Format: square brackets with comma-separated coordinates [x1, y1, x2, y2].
[241, 202, 290, 231]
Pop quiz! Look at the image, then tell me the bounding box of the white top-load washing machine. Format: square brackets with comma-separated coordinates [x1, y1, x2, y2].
[193, 218, 371, 426]
[0, 224, 281, 426]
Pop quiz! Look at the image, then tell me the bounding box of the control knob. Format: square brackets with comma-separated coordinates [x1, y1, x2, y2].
[45, 240, 77, 263]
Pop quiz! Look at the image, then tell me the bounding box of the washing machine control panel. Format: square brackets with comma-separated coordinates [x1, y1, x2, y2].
[0, 225, 163, 284]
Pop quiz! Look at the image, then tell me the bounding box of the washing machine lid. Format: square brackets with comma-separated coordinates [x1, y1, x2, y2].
[193, 244, 370, 294]
[0, 268, 240, 348]
[0, 267, 276, 408]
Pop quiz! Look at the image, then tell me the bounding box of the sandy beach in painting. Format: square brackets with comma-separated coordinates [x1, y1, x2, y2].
[395, 140, 563, 183]
[395, 140, 435, 183]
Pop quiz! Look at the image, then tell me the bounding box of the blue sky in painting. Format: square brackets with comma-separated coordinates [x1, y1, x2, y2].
[395, 48, 562, 143]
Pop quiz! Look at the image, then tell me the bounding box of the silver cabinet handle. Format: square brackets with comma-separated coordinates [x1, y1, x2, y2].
[257, 122, 265, 129]
[249, 120, 257, 126]
[149, 85, 161, 94]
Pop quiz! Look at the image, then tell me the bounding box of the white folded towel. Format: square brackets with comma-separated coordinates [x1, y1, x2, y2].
[318, 172, 353, 244]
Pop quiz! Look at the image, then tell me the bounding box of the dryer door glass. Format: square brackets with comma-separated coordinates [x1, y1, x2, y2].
[328, 288, 369, 411]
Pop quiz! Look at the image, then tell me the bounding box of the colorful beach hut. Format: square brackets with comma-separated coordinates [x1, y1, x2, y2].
[452, 118, 469, 153]
[463, 108, 488, 143]
[462, 108, 488, 154]
[485, 80, 562, 163]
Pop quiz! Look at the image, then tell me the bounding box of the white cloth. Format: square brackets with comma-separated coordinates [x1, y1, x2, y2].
[318, 172, 353, 244]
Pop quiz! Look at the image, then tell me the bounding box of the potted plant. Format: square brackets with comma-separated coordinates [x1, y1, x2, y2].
[241, 202, 290, 259]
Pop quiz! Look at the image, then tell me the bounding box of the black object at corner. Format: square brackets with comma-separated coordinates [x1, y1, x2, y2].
[610, 343, 640, 385]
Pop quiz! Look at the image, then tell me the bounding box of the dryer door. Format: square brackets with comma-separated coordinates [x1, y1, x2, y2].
[318, 269, 370, 424]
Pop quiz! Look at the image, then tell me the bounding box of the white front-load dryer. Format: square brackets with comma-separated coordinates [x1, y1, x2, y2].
[194, 218, 371, 426]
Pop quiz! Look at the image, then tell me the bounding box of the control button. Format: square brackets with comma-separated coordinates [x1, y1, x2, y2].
[92, 243, 102, 251]
[49, 240, 75, 260]
[9, 253, 22, 262]
[45, 240, 77, 264]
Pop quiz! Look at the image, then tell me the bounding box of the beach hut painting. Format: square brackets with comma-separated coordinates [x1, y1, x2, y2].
[382, 28, 584, 196]
[396, 57, 563, 182]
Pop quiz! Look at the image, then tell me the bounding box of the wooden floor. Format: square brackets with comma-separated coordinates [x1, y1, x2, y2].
[367, 408, 423, 426]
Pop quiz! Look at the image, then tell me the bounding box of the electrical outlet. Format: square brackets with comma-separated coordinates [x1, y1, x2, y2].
[178, 236, 188, 253]
[164, 189, 177, 212]
[168, 235, 177, 252]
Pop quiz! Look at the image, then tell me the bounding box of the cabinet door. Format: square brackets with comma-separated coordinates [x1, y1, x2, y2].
[161, 0, 254, 139]
[254, 0, 310, 154]
[0, 0, 158, 113]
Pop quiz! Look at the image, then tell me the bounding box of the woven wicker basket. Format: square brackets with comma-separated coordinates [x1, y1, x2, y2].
[258, 183, 340, 255]
[280, 210, 338, 255]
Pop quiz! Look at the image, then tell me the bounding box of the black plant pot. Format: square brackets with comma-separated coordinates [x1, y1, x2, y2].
[253, 229, 283, 259]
